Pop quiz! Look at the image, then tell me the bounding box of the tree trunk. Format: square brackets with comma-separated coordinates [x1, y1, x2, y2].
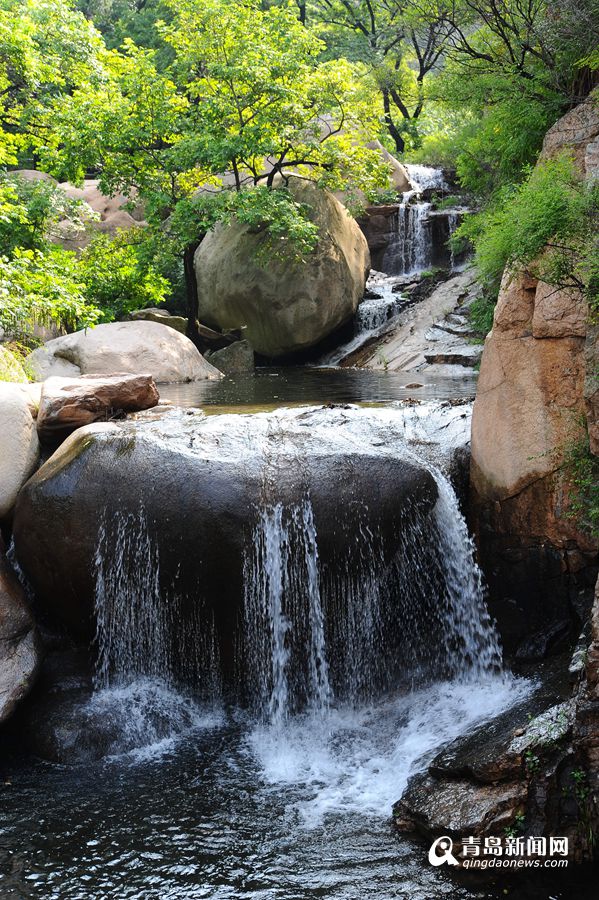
[382, 89, 405, 154]
[183, 240, 202, 349]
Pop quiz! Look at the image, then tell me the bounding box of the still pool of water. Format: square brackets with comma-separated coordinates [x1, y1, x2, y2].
[158, 367, 477, 414]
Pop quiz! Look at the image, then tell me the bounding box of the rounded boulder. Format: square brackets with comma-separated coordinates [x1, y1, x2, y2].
[195, 177, 370, 357]
[26, 321, 223, 383]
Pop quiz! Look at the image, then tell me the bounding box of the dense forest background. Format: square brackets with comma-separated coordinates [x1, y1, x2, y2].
[0, 0, 598, 359]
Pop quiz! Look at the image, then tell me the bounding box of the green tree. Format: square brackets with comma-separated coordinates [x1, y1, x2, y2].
[50, 0, 388, 341]
[309, 0, 455, 152]
[0, 0, 104, 168]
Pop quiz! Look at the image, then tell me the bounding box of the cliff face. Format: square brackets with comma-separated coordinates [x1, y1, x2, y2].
[471, 94, 599, 651]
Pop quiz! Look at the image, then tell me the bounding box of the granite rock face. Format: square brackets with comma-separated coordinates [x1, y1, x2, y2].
[470, 92, 599, 648]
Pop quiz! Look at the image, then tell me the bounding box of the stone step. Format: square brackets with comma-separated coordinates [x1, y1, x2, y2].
[433, 320, 474, 337]
[424, 345, 482, 367]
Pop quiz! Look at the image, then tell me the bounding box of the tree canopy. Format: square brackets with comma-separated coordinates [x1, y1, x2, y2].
[0, 0, 597, 358]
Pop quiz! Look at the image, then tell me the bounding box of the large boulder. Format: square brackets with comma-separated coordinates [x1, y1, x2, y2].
[205, 339, 254, 375]
[36, 374, 160, 441]
[26, 322, 223, 384]
[195, 177, 370, 357]
[470, 92, 599, 649]
[0, 383, 40, 520]
[0, 539, 41, 724]
[13, 408, 438, 689]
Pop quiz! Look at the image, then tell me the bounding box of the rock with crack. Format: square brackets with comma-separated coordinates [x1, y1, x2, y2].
[36, 374, 160, 441]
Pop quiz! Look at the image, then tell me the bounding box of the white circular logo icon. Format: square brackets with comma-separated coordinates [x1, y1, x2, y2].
[428, 836, 460, 867]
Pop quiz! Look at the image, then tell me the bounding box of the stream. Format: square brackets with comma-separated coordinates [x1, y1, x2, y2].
[1, 164, 591, 900]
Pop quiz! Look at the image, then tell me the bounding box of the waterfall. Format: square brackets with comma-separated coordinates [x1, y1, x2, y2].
[91, 408, 502, 728]
[243, 500, 331, 723]
[448, 211, 458, 270]
[317, 282, 402, 366]
[381, 200, 432, 275]
[241, 469, 501, 723]
[94, 508, 221, 696]
[404, 164, 448, 193]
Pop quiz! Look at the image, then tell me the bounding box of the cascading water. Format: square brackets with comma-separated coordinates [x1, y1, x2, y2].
[243, 500, 331, 723]
[404, 164, 448, 193]
[2, 405, 539, 900]
[316, 278, 402, 366]
[241, 464, 502, 724]
[90, 406, 503, 725]
[381, 197, 432, 275]
[94, 508, 220, 694]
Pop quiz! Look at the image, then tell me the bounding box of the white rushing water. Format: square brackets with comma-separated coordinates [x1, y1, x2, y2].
[87, 403, 529, 821]
[241, 465, 502, 724]
[381, 198, 432, 275]
[404, 164, 448, 193]
[244, 500, 332, 724]
[316, 277, 402, 366]
[248, 674, 531, 827]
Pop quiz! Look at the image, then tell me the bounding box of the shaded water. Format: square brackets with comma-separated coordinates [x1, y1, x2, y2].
[158, 367, 477, 413]
[2, 403, 582, 900]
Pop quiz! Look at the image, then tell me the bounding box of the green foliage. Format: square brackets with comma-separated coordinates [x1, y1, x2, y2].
[468, 296, 496, 335]
[0, 0, 104, 169]
[0, 247, 99, 338]
[0, 343, 29, 382]
[0, 175, 89, 254]
[78, 232, 170, 321]
[451, 95, 557, 197]
[50, 0, 388, 270]
[504, 811, 526, 837]
[524, 750, 541, 774]
[564, 435, 599, 538]
[455, 154, 594, 297]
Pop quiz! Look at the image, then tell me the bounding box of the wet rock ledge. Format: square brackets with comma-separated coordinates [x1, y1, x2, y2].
[394, 576, 599, 863]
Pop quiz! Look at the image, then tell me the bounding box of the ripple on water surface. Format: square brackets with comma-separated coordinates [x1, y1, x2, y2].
[0, 674, 564, 900]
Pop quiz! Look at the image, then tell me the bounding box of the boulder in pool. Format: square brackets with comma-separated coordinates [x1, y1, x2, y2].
[13, 408, 438, 685]
[195, 177, 370, 358]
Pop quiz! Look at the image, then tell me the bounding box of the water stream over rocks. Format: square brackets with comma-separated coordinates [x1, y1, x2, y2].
[3, 402, 565, 898]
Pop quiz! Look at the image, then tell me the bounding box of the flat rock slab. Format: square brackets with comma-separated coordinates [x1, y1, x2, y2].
[393, 775, 527, 838]
[424, 345, 482, 367]
[37, 374, 160, 441]
[428, 689, 566, 784]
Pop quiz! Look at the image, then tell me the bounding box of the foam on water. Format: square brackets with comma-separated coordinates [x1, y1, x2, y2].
[84, 676, 223, 762]
[247, 674, 532, 828]
[404, 164, 448, 193]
